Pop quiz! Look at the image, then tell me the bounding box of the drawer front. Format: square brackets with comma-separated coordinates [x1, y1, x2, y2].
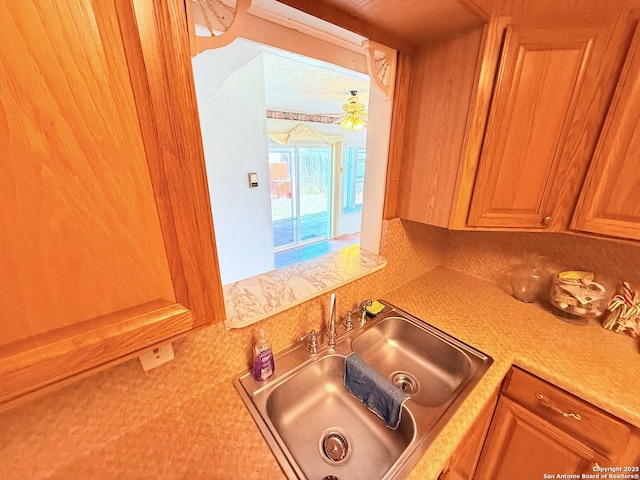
[503, 368, 631, 456]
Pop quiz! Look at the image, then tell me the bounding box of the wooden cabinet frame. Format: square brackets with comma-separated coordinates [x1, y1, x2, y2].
[0, 0, 224, 409]
[571, 23, 640, 240]
[396, 11, 639, 238]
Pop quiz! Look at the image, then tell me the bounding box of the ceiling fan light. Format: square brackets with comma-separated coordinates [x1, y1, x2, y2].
[340, 91, 367, 130]
[341, 116, 355, 130]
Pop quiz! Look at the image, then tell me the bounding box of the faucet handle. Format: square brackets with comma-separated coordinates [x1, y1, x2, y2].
[344, 311, 354, 330]
[360, 299, 373, 310]
[359, 300, 373, 324]
[300, 329, 318, 354]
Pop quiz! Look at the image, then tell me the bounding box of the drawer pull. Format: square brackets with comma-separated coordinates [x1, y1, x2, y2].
[536, 393, 582, 420]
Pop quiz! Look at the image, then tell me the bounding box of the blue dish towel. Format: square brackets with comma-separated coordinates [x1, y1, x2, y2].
[344, 353, 409, 429]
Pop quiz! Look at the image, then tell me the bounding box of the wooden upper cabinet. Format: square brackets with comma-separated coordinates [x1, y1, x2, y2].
[571, 24, 640, 240]
[0, 0, 224, 408]
[397, 13, 637, 236]
[467, 24, 599, 229]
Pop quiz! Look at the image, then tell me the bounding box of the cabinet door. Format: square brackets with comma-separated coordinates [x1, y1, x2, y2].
[467, 24, 599, 229]
[571, 25, 640, 240]
[475, 397, 605, 480]
[439, 397, 497, 480]
[0, 0, 223, 407]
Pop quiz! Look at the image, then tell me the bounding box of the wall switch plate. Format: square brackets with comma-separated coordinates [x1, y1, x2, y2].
[138, 343, 174, 371]
[248, 172, 258, 187]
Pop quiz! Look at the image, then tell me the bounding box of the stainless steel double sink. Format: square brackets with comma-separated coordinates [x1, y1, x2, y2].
[234, 301, 493, 480]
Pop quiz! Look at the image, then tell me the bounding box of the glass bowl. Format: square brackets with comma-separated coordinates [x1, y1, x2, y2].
[548, 271, 609, 318]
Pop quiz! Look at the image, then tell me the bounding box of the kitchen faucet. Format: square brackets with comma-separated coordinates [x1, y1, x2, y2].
[327, 292, 337, 348]
[300, 295, 369, 352]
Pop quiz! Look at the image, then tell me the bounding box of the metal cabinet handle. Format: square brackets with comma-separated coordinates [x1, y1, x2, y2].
[542, 216, 552, 226]
[536, 393, 582, 420]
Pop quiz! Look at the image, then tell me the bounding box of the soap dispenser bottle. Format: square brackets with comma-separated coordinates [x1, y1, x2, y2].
[253, 328, 274, 381]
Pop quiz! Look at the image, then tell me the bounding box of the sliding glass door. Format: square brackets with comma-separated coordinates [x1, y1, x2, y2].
[269, 144, 331, 251]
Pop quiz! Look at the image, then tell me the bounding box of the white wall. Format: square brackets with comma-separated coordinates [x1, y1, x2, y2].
[360, 81, 394, 255]
[195, 55, 275, 284]
[191, 39, 263, 97]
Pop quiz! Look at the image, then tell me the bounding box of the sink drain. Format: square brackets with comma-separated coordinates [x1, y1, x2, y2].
[390, 371, 419, 396]
[319, 429, 351, 465]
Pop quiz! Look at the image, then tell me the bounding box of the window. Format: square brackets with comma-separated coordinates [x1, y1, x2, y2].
[343, 145, 366, 213]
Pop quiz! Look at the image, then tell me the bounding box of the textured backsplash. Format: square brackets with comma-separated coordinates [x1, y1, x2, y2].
[1, 217, 638, 479]
[0, 218, 448, 479]
[443, 226, 640, 293]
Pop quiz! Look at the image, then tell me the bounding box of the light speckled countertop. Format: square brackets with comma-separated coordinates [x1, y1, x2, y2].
[120, 266, 639, 480]
[389, 267, 640, 480]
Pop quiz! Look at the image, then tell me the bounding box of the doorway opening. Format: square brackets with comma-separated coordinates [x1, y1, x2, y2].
[263, 51, 370, 267]
[188, 1, 396, 285]
[191, 42, 370, 284]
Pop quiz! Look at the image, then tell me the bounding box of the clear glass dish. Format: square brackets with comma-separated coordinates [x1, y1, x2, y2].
[548, 272, 609, 318]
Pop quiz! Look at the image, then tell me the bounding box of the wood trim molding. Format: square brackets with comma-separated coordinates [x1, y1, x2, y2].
[458, 0, 492, 21]
[363, 40, 397, 99]
[0, 300, 192, 406]
[187, 0, 251, 55]
[274, 0, 412, 51]
[382, 50, 412, 219]
[449, 17, 511, 229]
[125, 0, 225, 327]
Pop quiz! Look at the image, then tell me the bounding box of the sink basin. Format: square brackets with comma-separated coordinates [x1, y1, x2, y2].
[351, 316, 471, 407]
[264, 354, 414, 480]
[234, 301, 493, 479]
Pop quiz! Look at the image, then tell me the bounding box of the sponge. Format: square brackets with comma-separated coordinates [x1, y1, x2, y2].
[366, 300, 385, 316]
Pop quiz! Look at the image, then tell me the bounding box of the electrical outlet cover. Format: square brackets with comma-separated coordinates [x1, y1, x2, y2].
[139, 343, 174, 371]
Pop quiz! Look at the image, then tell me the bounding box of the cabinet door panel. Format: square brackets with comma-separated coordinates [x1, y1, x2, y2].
[439, 397, 497, 480]
[475, 397, 603, 480]
[0, 0, 224, 408]
[468, 25, 598, 229]
[0, 0, 176, 345]
[572, 25, 640, 240]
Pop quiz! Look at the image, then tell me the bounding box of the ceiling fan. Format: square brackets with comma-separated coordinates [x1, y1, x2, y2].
[339, 90, 368, 130]
[312, 90, 368, 130]
[267, 90, 369, 130]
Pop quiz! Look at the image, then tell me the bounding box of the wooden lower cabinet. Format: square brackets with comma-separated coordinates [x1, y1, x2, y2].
[439, 397, 498, 480]
[474, 397, 604, 480]
[442, 368, 640, 480]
